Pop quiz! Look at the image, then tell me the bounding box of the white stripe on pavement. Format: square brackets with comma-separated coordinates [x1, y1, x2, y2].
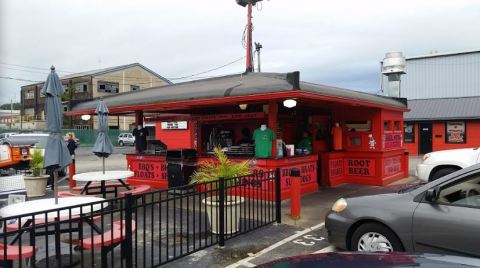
[226, 222, 325, 268]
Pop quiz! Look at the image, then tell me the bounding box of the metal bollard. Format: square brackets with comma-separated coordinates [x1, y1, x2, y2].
[290, 168, 301, 219]
[69, 159, 76, 188]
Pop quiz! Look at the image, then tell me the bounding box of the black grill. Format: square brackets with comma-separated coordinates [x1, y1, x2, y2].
[166, 149, 197, 187]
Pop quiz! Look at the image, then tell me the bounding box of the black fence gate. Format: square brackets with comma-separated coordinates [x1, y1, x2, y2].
[0, 169, 281, 267]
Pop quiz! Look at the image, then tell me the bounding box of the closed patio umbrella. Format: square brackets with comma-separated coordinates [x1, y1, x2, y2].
[41, 66, 72, 205]
[92, 99, 114, 174]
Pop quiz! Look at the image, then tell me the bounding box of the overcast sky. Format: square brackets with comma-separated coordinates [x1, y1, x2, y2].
[1, 0, 479, 105]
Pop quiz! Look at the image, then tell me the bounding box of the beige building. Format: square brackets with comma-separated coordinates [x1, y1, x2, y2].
[20, 63, 171, 130]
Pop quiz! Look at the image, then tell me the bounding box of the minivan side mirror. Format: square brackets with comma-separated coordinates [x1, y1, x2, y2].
[425, 188, 439, 202]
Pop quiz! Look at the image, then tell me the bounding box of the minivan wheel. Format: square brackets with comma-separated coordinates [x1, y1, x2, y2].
[119, 141, 124, 146]
[351, 223, 404, 252]
[430, 167, 458, 182]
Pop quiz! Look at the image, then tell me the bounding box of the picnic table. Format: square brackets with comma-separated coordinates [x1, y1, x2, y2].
[73, 170, 133, 198]
[0, 197, 107, 267]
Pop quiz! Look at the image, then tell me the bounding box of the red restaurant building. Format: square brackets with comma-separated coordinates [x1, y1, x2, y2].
[403, 97, 480, 155]
[68, 71, 409, 199]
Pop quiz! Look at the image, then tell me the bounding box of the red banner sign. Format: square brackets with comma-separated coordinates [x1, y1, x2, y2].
[192, 112, 266, 122]
[129, 160, 167, 181]
[346, 159, 375, 177]
[384, 156, 402, 176]
[383, 133, 403, 149]
[242, 163, 316, 190]
[329, 159, 344, 178]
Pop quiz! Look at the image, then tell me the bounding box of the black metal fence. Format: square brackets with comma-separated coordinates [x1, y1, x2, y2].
[0, 169, 281, 267]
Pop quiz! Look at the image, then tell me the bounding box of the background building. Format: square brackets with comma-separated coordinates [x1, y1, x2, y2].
[20, 63, 171, 130]
[381, 50, 480, 155]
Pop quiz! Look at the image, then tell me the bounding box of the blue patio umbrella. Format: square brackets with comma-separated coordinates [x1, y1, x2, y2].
[41, 66, 72, 204]
[92, 99, 114, 174]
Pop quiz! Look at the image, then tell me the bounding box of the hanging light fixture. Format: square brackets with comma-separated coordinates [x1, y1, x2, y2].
[81, 114, 91, 121]
[239, 104, 248, 110]
[283, 99, 297, 108]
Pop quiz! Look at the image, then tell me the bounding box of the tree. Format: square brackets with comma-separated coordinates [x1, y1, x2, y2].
[0, 102, 21, 110]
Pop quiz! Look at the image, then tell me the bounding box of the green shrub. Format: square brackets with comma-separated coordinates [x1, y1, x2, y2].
[30, 149, 44, 177]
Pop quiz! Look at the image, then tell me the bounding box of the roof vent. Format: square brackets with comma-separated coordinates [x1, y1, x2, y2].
[382, 52, 406, 75]
[382, 52, 406, 98]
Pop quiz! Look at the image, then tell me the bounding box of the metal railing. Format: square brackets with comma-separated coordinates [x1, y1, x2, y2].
[0, 169, 281, 267]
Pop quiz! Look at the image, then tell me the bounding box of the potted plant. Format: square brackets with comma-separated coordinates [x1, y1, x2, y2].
[24, 148, 50, 197]
[190, 147, 251, 234]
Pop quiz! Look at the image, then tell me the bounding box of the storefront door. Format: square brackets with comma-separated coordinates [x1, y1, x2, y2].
[418, 122, 432, 155]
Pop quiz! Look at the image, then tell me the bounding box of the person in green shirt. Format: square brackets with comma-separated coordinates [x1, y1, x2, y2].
[297, 130, 313, 153]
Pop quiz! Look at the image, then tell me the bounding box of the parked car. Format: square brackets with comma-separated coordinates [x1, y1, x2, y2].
[257, 252, 480, 268]
[326, 164, 480, 257]
[118, 133, 135, 146]
[416, 148, 480, 182]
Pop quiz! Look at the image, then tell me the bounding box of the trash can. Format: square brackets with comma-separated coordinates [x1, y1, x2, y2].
[166, 149, 197, 188]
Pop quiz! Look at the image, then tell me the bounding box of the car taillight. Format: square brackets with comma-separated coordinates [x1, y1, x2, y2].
[21, 148, 28, 155]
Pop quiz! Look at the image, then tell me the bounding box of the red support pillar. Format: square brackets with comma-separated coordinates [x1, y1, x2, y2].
[268, 100, 278, 158]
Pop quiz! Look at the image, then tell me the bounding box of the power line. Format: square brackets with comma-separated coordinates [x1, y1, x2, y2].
[167, 56, 246, 80]
[0, 75, 42, 83]
[0, 56, 247, 81]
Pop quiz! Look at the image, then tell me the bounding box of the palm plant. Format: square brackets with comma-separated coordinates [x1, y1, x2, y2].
[190, 147, 251, 186]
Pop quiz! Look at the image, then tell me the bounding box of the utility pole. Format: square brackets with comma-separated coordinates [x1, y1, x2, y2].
[255, 42, 262, 72]
[236, 0, 262, 73]
[246, 1, 253, 72]
[10, 97, 13, 129]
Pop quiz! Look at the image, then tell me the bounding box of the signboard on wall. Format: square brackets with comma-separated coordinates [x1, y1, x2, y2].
[242, 163, 317, 190]
[161, 121, 188, 130]
[130, 160, 167, 181]
[345, 159, 375, 177]
[191, 112, 266, 122]
[446, 121, 466, 143]
[384, 156, 402, 176]
[329, 159, 344, 178]
[383, 133, 403, 149]
[403, 123, 414, 143]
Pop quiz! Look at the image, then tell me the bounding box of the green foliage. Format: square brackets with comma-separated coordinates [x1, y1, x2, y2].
[30, 149, 44, 177]
[0, 102, 21, 110]
[61, 84, 75, 102]
[190, 147, 251, 184]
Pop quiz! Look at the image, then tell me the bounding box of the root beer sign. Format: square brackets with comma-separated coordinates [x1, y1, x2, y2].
[346, 159, 375, 177]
